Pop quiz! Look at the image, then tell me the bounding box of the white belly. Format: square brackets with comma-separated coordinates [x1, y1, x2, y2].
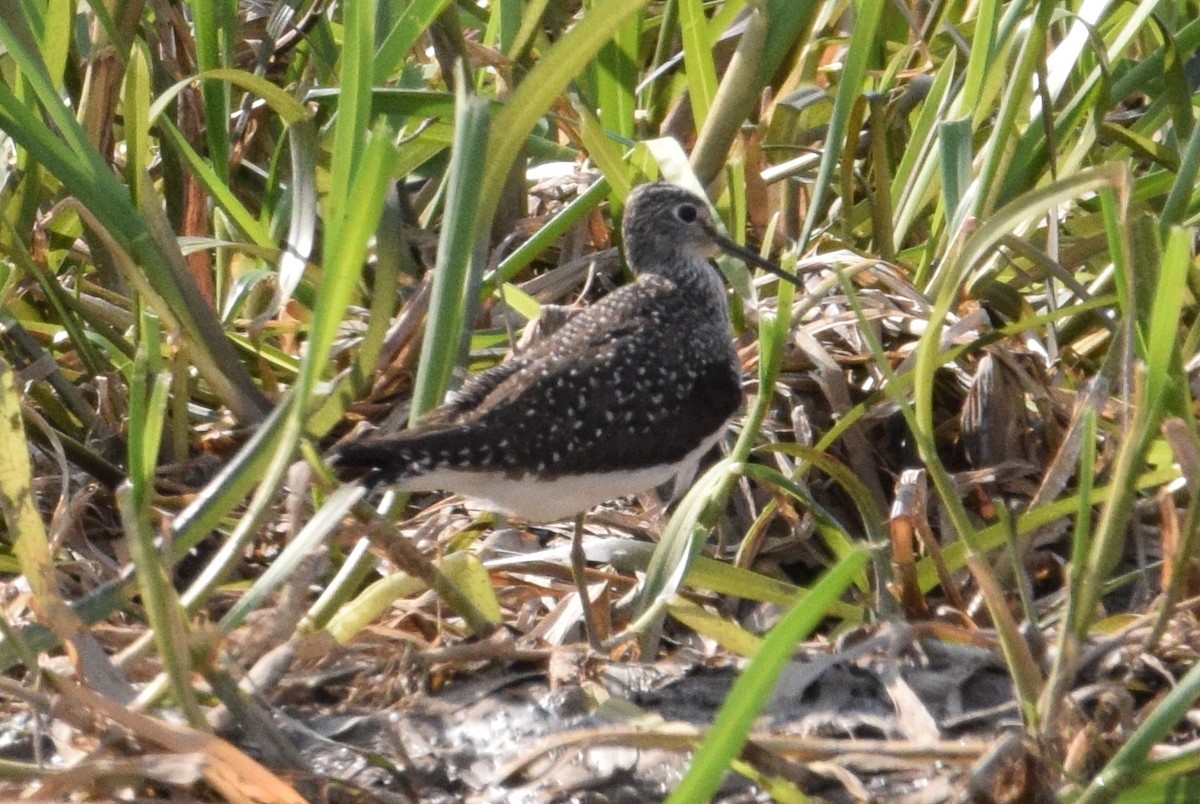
[396, 425, 728, 523]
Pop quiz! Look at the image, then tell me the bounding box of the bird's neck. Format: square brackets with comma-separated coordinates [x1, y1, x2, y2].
[635, 255, 730, 322]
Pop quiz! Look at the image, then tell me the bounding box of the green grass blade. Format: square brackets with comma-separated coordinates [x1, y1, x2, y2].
[593, 6, 641, 141]
[690, 2, 767, 186]
[1143, 227, 1191, 420]
[1160, 120, 1200, 231]
[939, 117, 973, 233]
[798, 0, 886, 249]
[324, 0, 375, 256]
[477, 0, 648, 227]
[121, 314, 203, 725]
[188, 0, 235, 181]
[410, 80, 491, 421]
[374, 0, 455, 83]
[677, 0, 718, 129]
[666, 547, 870, 803]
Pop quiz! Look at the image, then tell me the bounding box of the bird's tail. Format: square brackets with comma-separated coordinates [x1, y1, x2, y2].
[331, 436, 418, 485]
[331, 425, 482, 485]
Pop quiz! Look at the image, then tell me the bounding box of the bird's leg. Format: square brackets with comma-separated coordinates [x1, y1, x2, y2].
[570, 512, 602, 649]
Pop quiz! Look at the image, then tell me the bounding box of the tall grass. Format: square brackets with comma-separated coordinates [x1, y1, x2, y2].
[0, 0, 1197, 799]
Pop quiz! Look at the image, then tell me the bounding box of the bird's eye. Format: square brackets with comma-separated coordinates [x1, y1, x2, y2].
[676, 203, 698, 223]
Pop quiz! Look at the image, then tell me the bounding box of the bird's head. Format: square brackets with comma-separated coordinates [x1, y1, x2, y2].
[621, 182, 796, 285]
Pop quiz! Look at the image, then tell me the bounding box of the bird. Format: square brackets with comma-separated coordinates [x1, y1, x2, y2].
[334, 181, 794, 645]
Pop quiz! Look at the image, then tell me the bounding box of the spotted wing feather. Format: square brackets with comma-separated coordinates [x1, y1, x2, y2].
[333, 274, 740, 481]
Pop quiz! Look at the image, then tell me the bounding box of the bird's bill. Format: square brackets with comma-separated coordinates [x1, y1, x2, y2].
[711, 232, 799, 287]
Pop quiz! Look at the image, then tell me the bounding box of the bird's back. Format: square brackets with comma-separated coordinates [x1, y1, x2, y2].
[335, 272, 740, 487]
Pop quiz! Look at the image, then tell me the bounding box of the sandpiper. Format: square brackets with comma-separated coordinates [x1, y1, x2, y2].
[335, 181, 793, 645]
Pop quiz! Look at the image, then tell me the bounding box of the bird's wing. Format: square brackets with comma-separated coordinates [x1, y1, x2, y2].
[422, 354, 532, 425]
[421, 288, 631, 425]
[461, 277, 673, 416]
[459, 277, 742, 475]
[334, 274, 741, 482]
